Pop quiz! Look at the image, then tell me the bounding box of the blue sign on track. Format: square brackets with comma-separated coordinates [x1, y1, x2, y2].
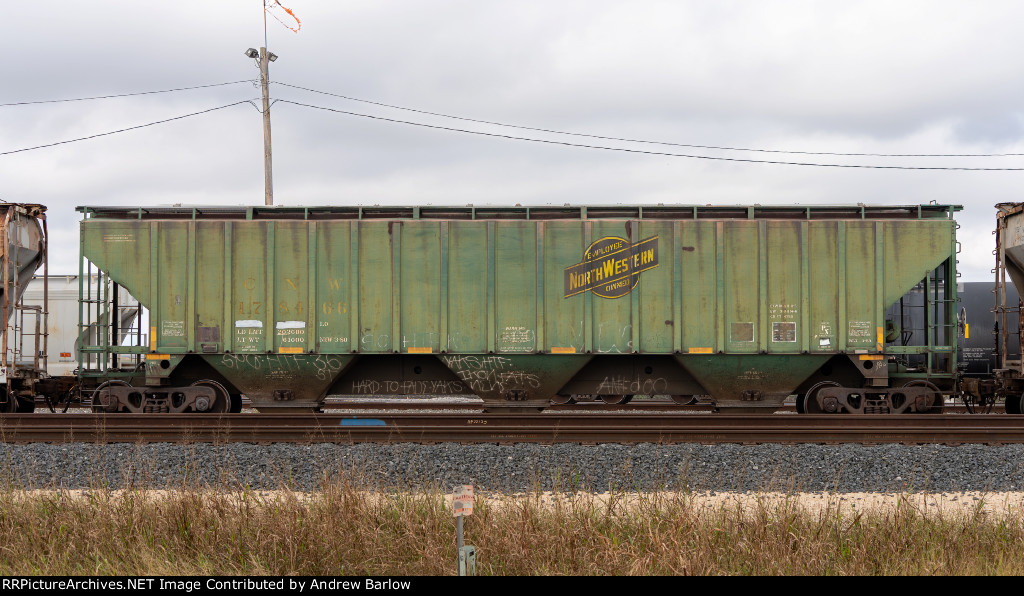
[340, 418, 387, 426]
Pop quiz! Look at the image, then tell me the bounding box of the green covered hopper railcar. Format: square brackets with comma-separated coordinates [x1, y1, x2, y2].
[77, 203, 960, 414]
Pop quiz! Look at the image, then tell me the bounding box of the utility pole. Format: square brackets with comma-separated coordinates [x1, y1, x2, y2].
[245, 46, 278, 206]
[259, 46, 274, 206]
[246, 0, 298, 206]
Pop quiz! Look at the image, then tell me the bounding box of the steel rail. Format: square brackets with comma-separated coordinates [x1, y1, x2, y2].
[317, 401, 995, 414]
[1, 413, 1023, 444]
[30, 396, 997, 415]
[319, 400, 720, 412]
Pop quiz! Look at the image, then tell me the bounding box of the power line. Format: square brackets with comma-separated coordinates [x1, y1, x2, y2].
[274, 81, 1024, 159]
[0, 81, 256, 107]
[277, 99, 1024, 171]
[0, 101, 253, 156]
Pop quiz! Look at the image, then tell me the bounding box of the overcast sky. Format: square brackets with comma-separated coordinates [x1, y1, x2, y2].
[2, 1, 1022, 279]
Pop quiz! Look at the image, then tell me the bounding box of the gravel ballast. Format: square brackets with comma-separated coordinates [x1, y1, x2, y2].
[2, 442, 1023, 494]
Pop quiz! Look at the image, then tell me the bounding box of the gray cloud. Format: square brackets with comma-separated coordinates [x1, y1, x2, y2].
[3, 1, 1024, 281]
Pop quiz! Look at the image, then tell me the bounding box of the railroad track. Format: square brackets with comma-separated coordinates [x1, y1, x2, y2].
[34, 395, 997, 414]
[319, 399, 997, 414]
[1, 413, 1021, 444]
[321, 399, 720, 412]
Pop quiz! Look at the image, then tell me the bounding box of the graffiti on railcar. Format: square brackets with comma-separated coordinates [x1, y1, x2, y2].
[442, 354, 541, 394]
[220, 353, 347, 381]
[350, 379, 466, 394]
[594, 375, 668, 395]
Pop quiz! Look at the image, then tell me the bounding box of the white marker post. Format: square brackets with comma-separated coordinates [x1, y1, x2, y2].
[453, 485, 476, 576]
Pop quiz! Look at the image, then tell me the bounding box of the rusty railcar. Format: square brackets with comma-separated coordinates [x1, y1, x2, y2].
[981, 203, 1024, 414]
[0, 203, 48, 413]
[76, 204, 961, 414]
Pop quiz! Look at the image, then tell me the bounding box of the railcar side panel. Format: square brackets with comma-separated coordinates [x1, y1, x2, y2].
[447, 221, 487, 353]
[679, 221, 717, 352]
[272, 222, 311, 354]
[314, 221, 352, 352]
[196, 221, 226, 354]
[399, 222, 442, 353]
[155, 222, 188, 352]
[495, 221, 537, 354]
[725, 221, 759, 354]
[542, 221, 585, 353]
[765, 220, 802, 354]
[808, 223, 839, 352]
[357, 220, 393, 354]
[232, 222, 268, 353]
[636, 219, 673, 354]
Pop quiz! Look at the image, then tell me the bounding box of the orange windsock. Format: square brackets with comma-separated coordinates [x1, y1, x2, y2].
[266, 0, 301, 33]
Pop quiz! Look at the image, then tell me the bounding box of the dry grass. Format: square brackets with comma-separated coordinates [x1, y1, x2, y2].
[1, 478, 1023, 575]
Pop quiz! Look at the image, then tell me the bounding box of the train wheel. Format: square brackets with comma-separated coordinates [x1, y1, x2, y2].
[599, 394, 633, 405]
[190, 380, 236, 413]
[551, 394, 576, 405]
[93, 380, 131, 412]
[671, 395, 698, 405]
[800, 393, 822, 413]
[0, 388, 16, 414]
[1, 387, 34, 413]
[902, 380, 944, 414]
[800, 381, 840, 414]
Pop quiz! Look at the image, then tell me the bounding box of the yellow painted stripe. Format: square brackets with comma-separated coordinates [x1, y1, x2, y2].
[408, 347, 432, 354]
[965, 323, 969, 339]
[551, 347, 576, 354]
[146, 354, 170, 360]
[150, 326, 157, 350]
[278, 347, 303, 354]
[858, 355, 884, 360]
[688, 347, 714, 354]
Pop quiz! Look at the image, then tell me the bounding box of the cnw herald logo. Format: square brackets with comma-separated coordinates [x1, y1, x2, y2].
[563, 236, 659, 299]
